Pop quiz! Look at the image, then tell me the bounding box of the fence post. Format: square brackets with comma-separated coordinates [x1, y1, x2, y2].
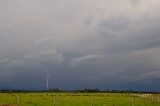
[17, 94, 20, 106]
[132, 96, 135, 106]
[91, 96, 94, 106]
[53, 97, 56, 106]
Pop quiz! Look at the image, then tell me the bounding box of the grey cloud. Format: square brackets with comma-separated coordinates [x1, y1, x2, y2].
[100, 16, 130, 31]
[0, 0, 160, 91]
[137, 71, 160, 81]
[70, 55, 105, 66]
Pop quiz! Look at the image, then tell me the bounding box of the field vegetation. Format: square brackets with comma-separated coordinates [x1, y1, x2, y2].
[0, 92, 159, 106]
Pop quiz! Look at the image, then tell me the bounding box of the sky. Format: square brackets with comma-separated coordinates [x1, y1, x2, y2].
[0, 0, 160, 91]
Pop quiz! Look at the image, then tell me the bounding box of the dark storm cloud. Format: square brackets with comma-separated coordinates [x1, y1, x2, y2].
[0, 0, 160, 91]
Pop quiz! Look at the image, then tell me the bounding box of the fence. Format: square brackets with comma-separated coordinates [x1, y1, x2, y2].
[0, 93, 160, 106]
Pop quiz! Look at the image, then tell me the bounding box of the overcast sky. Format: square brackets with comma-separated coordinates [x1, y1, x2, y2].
[0, 0, 160, 91]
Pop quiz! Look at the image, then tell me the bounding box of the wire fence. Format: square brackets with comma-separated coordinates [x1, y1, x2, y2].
[0, 93, 160, 106]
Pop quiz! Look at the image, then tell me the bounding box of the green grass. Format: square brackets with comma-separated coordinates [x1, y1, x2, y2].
[0, 93, 159, 106]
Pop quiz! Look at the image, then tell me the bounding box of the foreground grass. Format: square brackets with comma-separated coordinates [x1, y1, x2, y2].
[0, 93, 159, 106]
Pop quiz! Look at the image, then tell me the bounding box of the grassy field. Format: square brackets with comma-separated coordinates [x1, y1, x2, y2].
[0, 93, 159, 106]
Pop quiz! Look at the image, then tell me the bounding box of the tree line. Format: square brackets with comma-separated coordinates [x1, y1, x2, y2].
[0, 88, 159, 94]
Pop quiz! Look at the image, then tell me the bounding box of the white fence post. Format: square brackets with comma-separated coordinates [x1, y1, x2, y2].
[132, 96, 135, 106]
[53, 97, 56, 106]
[91, 96, 94, 106]
[17, 94, 20, 106]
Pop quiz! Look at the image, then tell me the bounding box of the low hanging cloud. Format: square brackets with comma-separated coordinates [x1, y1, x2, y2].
[0, 0, 160, 91]
[70, 55, 105, 66]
